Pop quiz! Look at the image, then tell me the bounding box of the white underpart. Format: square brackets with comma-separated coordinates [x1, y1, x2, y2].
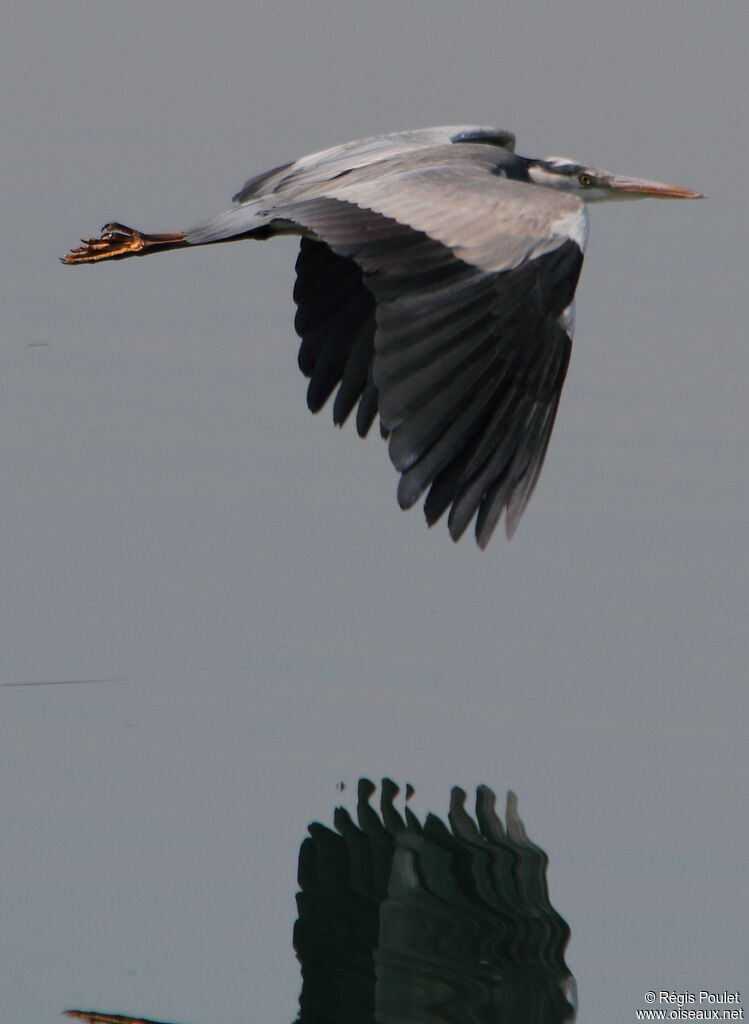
[549, 206, 589, 252]
[559, 302, 576, 337]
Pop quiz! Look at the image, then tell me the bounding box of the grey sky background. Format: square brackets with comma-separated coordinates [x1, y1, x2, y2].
[1, 2, 747, 1023]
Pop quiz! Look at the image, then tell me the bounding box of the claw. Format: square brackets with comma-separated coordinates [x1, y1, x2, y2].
[61, 223, 146, 264]
[102, 222, 135, 236]
[61, 224, 187, 264]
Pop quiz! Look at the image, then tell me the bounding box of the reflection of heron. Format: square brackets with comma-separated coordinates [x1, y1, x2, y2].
[66, 779, 577, 1024]
[63, 126, 701, 545]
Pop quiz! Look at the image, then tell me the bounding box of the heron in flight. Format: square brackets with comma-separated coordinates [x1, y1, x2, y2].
[63, 126, 701, 547]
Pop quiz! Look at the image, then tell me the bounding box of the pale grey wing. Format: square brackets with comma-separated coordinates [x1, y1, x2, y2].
[280, 192, 582, 545]
[232, 125, 516, 204]
[188, 144, 541, 249]
[318, 146, 585, 272]
[187, 147, 585, 544]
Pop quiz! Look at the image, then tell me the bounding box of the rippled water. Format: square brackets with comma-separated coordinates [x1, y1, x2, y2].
[64, 780, 578, 1024]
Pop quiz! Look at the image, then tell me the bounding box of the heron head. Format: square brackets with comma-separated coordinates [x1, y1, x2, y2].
[526, 156, 703, 202]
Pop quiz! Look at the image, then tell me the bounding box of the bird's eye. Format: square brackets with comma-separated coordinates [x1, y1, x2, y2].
[578, 173, 593, 186]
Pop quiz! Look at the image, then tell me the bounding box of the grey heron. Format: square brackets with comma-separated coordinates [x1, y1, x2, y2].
[63, 126, 701, 547]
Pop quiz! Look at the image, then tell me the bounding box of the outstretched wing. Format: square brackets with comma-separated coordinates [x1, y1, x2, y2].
[188, 143, 586, 545]
[232, 125, 516, 204]
[281, 150, 584, 545]
[293, 237, 379, 436]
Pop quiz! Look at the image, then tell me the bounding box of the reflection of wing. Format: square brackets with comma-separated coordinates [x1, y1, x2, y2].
[294, 779, 577, 1024]
[65, 778, 576, 1024]
[293, 779, 400, 1024]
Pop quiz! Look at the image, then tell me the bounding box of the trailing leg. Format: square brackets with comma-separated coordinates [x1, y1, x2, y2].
[62, 223, 189, 265]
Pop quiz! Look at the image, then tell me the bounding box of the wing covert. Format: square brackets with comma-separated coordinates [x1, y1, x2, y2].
[232, 125, 516, 204]
[285, 188, 583, 545]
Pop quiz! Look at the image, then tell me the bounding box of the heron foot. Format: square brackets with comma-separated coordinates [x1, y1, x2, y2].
[61, 223, 150, 264]
[61, 224, 187, 264]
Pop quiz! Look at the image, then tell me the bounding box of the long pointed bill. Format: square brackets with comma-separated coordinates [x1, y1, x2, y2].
[604, 174, 704, 199]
